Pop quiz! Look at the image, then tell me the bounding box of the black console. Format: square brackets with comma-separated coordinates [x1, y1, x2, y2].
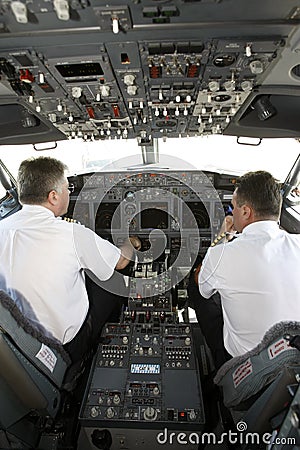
[79, 323, 206, 450]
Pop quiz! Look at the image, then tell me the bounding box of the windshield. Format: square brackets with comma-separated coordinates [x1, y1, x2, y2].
[0, 136, 299, 198]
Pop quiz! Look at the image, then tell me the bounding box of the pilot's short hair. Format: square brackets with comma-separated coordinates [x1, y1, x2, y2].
[18, 156, 67, 205]
[235, 170, 281, 218]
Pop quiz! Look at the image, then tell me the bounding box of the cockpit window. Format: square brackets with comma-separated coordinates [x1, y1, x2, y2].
[0, 136, 299, 200]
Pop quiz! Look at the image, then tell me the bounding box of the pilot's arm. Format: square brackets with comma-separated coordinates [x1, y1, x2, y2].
[198, 250, 218, 299]
[198, 215, 235, 298]
[72, 223, 140, 280]
[116, 236, 141, 270]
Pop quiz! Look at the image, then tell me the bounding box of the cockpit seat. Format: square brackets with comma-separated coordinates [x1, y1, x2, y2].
[0, 289, 73, 448]
[214, 321, 300, 434]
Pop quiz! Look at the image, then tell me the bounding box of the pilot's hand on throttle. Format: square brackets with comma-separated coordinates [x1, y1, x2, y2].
[118, 237, 141, 266]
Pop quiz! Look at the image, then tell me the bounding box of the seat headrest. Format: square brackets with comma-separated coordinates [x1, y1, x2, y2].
[214, 321, 300, 408]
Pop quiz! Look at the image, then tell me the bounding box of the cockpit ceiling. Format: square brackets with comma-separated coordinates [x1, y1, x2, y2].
[0, 0, 300, 145]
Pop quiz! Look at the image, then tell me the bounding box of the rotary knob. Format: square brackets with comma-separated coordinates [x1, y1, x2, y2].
[185, 337, 191, 346]
[153, 386, 160, 396]
[71, 86, 82, 98]
[127, 85, 138, 96]
[223, 80, 235, 92]
[100, 85, 110, 97]
[90, 406, 99, 418]
[249, 60, 264, 74]
[189, 409, 197, 421]
[113, 394, 121, 405]
[208, 80, 220, 92]
[106, 407, 115, 419]
[143, 406, 157, 421]
[124, 74, 136, 86]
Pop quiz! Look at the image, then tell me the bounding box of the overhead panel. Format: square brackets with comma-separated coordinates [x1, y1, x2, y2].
[0, 0, 299, 143]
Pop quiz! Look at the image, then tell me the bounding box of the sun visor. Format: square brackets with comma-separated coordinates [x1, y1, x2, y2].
[0, 102, 66, 145]
[224, 86, 300, 139]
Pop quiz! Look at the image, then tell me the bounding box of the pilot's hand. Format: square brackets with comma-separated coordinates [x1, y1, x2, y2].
[193, 263, 202, 284]
[220, 216, 236, 241]
[129, 236, 141, 251]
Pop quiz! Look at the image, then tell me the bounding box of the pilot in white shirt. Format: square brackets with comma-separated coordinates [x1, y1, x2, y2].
[0, 156, 140, 362]
[199, 170, 300, 358]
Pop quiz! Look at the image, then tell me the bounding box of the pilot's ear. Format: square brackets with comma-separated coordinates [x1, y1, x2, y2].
[47, 189, 59, 205]
[242, 204, 252, 220]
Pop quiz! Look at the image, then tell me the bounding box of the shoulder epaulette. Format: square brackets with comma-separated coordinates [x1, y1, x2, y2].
[211, 232, 226, 247]
[62, 217, 81, 224]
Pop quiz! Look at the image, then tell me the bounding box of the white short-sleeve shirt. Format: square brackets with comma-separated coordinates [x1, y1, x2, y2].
[199, 221, 300, 357]
[0, 205, 121, 343]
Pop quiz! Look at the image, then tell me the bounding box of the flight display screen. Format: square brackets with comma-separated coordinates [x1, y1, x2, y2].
[140, 202, 168, 229]
[130, 364, 160, 374]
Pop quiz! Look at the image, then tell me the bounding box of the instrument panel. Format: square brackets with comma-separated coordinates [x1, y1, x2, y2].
[67, 169, 236, 267]
[66, 169, 235, 306]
